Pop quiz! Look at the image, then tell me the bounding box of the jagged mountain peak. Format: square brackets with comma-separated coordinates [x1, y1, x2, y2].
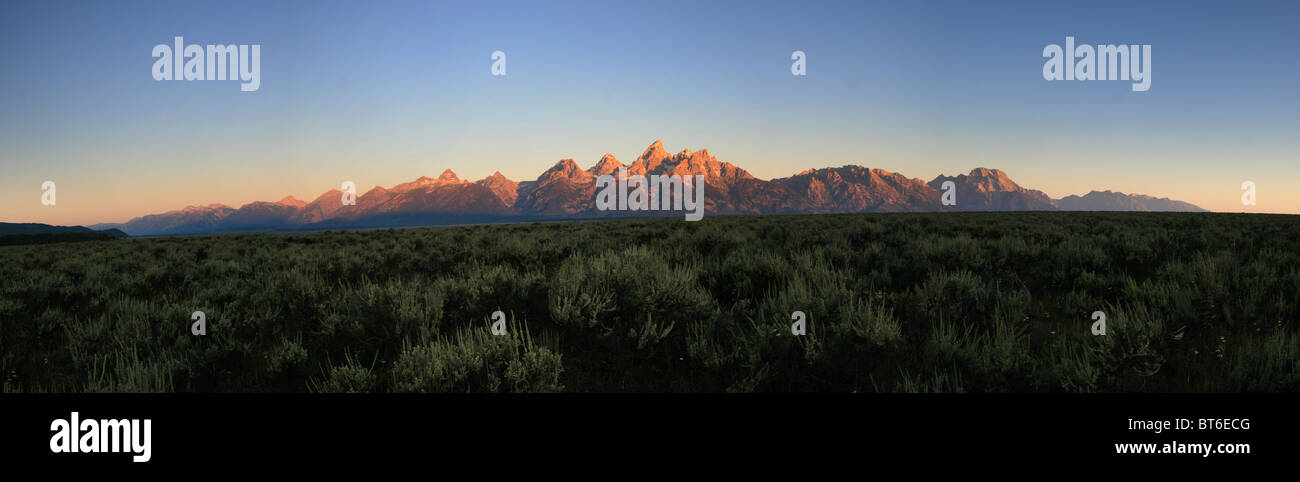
[95, 141, 1208, 236]
[477, 171, 515, 185]
[473, 171, 520, 207]
[963, 167, 1020, 191]
[639, 140, 671, 167]
[389, 170, 466, 194]
[1057, 189, 1207, 212]
[773, 164, 938, 213]
[968, 167, 1007, 177]
[928, 168, 1055, 211]
[548, 158, 581, 173]
[310, 189, 343, 202]
[277, 195, 307, 207]
[534, 158, 594, 185]
[589, 154, 623, 176]
[179, 203, 230, 212]
[788, 165, 912, 183]
[684, 148, 711, 163]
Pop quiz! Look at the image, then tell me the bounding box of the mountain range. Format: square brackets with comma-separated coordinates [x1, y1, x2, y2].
[0, 222, 128, 246]
[0, 222, 127, 238]
[88, 140, 1207, 236]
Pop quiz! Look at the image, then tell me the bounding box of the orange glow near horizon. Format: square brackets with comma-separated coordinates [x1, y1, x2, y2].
[6, 144, 1298, 228]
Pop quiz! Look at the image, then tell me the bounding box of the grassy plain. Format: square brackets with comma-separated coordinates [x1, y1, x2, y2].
[2, 212, 1297, 392]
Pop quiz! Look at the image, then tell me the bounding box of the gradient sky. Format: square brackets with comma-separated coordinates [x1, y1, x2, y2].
[2, 0, 1298, 225]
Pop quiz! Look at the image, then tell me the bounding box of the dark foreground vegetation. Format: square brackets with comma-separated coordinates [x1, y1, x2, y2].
[0, 232, 124, 247]
[2, 212, 1297, 392]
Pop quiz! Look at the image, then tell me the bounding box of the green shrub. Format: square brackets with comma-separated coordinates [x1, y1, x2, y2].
[390, 321, 562, 393]
[2, 211, 1297, 393]
[311, 352, 377, 393]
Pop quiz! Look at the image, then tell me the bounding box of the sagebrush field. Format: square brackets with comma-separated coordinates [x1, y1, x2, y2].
[2, 212, 1297, 392]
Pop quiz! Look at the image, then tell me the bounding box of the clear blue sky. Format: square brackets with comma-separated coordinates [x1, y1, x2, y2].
[2, 0, 1298, 224]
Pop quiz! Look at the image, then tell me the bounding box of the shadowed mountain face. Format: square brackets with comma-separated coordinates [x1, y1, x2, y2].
[0, 222, 127, 245]
[1057, 190, 1208, 212]
[97, 204, 236, 235]
[90, 140, 1208, 236]
[477, 172, 519, 206]
[339, 169, 513, 218]
[775, 166, 939, 213]
[295, 190, 346, 224]
[0, 222, 99, 236]
[222, 196, 308, 229]
[928, 168, 1057, 211]
[515, 159, 599, 216]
